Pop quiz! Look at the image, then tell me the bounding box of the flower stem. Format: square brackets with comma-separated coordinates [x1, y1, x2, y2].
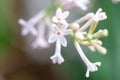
[75, 41, 92, 67]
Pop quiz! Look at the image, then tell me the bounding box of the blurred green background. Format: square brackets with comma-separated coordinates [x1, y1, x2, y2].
[0, 0, 120, 80]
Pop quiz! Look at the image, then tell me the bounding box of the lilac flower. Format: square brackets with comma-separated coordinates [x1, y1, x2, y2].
[18, 19, 37, 36]
[93, 8, 107, 22]
[52, 8, 69, 25]
[80, 8, 107, 31]
[75, 41, 101, 77]
[32, 22, 49, 48]
[48, 24, 72, 47]
[18, 10, 44, 36]
[50, 40, 64, 64]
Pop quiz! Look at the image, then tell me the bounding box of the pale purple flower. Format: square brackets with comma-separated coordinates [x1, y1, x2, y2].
[32, 22, 49, 48]
[50, 40, 64, 64]
[18, 19, 37, 36]
[48, 24, 72, 47]
[52, 8, 69, 25]
[75, 41, 101, 77]
[18, 10, 44, 36]
[68, 0, 90, 10]
[93, 8, 107, 22]
[80, 8, 107, 31]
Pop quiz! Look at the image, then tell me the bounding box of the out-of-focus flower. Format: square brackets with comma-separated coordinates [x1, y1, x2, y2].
[68, 0, 90, 10]
[18, 10, 45, 36]
[93, 8, 107, 22]
[32, 22, 49, 48]
[52, 8, 69, 25]
[48, 24, 72, 47]
[18, 19, 37, 36]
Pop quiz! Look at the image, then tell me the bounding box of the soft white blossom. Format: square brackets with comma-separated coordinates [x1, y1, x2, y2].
[52, 8, 69, 25]
[18, 10, 44, 36]
[48, 24, 72, 47]
[18, 19, 37, 36]
[80, 8, 107, 31]
[93, 8, 107, 22]
[50, 40, 64, 64]
[32, 22, 49, 48]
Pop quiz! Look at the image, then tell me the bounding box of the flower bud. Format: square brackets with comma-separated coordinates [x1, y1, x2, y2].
[71, 23, 80, 32]
[93, 44, 107, 55]
[93, 29, 108, 39]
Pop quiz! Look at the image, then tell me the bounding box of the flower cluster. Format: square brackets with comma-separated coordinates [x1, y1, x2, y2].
[18, 0, 108, 78]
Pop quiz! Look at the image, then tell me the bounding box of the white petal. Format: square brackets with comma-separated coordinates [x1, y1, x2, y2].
[64, 29, 72, 35]
[96, 8, 102, 14]
[59, 36, 67, 47]
[62, 11, 69, 19]
[94, 62, 101, 67]
[58, 55, 64, 64]
[86, 69, 90, 78]
[18, 19, 27, 26]
[19, 19, 29, 36]
[97, 13, 107, 21]
[32, 38, 49, 48]
[52, 16, 58, 23]
[48, 34, 57, 43]
[50, 54, 64, 64]
[52, 24, 59, 32]
[56, 8, 62, 17]
[60, 20, 67, 25]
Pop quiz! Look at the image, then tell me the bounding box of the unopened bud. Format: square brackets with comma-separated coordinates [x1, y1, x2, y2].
[93, 44, 107, 55]
[71, 23, 80, 32]
[93, 29, 108, 39]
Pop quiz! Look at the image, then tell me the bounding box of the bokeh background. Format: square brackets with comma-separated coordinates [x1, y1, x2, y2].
[0, 0, 120, 80]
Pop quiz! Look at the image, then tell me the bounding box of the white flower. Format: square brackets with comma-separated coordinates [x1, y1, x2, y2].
[93, 8, 107, 22]
[68, 0, 90, 10]
[18, 10, 44, 36]
[52, 8, 69, 25]
[48, 24, 72, 47]
[50, 40, 64, 64]
[32, 22, 49, 48]
[80, 8, 107, 31]
[86, 62, 101, 77]
[75, 41, 101, 77]
[18, 19, 37, 36]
